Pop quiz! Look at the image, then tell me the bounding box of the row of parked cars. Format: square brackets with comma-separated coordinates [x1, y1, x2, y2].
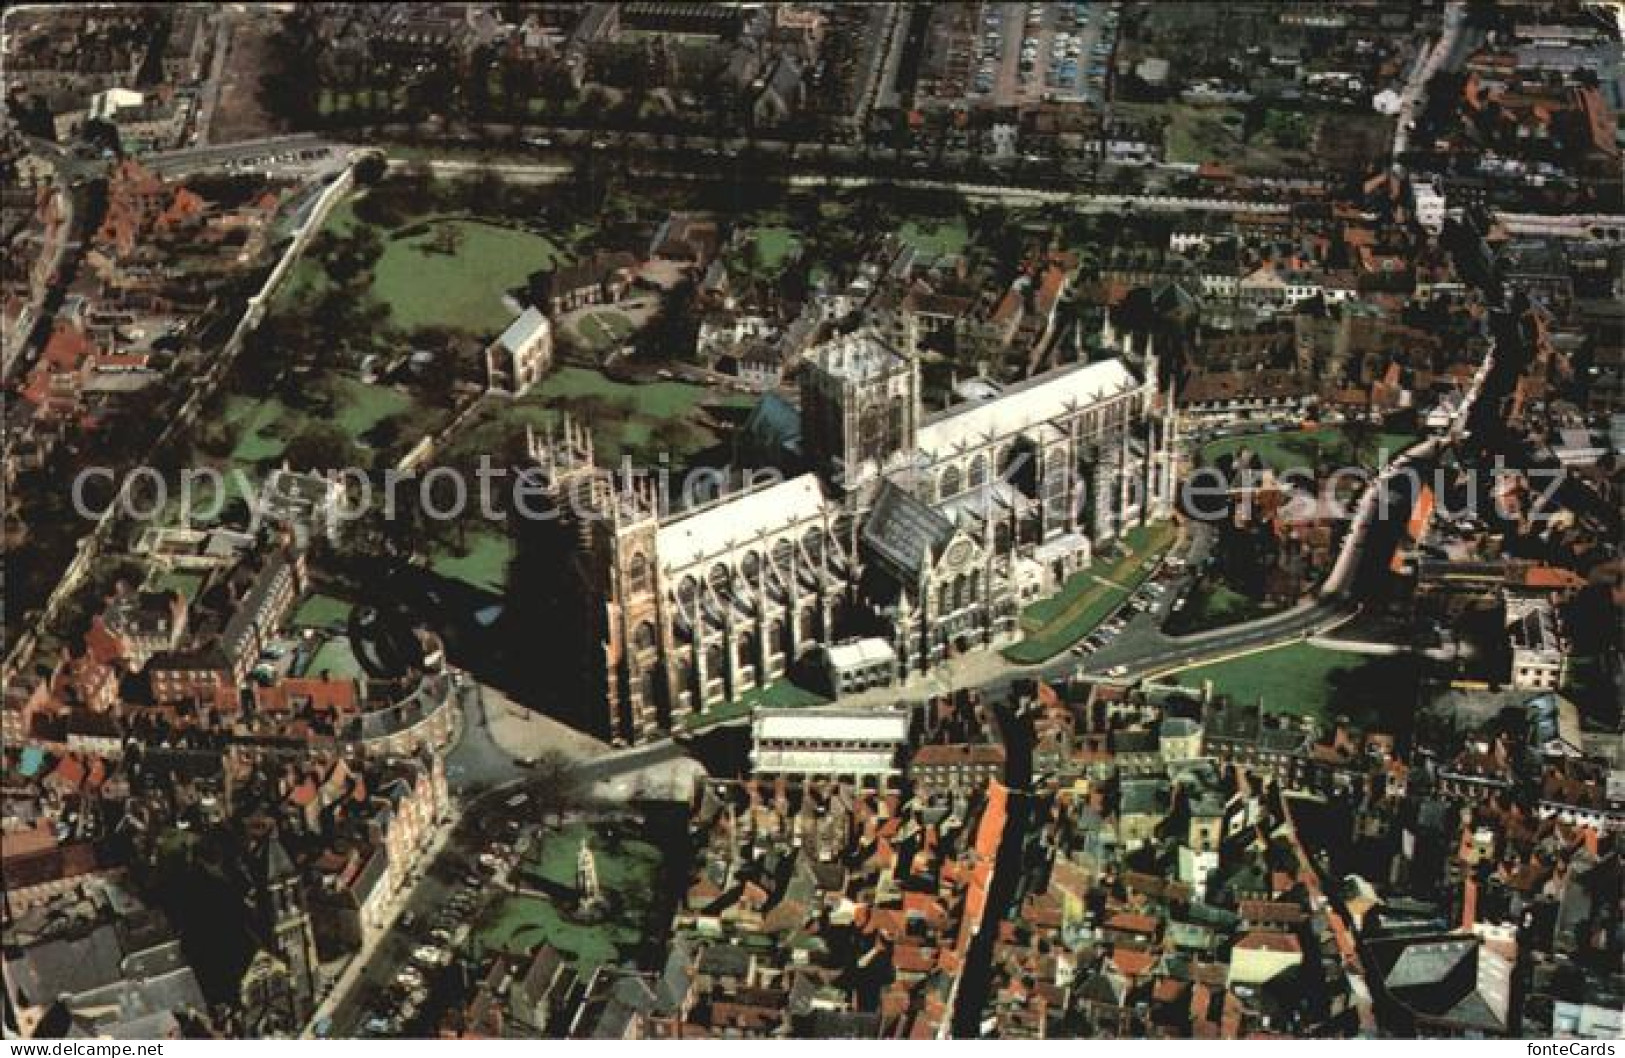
[360, 823, 523, 1036]
[1070, 552, 1188, 671]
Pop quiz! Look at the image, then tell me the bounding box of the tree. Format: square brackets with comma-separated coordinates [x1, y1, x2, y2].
[352, 151, 387, 185]
[258, 6, 323, 129]
[282, 424, 362, 472]
[528, 750, 585, 827]
[312, 226, 383, 287]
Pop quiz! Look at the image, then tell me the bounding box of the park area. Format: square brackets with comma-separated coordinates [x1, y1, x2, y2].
[1168, 643, 1419, 729]
[427, 530, 513, 597]
[472, 821, 661, 968]
[222, 383, 418, 470]
[1199, 426, 1419, 474]
[899, 216, 971, 257]
[445, 365, 751, 473]
[281, 191, 570, 338]
[367, 218, 565, 334]
[1005, 522, 1177, 664]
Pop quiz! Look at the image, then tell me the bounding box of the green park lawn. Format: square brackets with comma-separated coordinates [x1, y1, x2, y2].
[372, 219, 565, 335]
[1200, 426, 1419, 474]
[575, 309, 636, 353]
[222, 381, 416, 472]
[474, 822, 661, 966]
[305, 636, 365, 680]
[428, 529, 514, 596]
[292, 593, 353, 631]
[1168, 642, 1417, 727]
[1005, 522, 1176, 664]
[748, 226, 801, 272]
[282, 196, 567, 337]
[899, 217, 970, 257]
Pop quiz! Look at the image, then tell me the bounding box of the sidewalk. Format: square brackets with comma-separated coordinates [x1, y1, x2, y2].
[482, 683, 609, 763]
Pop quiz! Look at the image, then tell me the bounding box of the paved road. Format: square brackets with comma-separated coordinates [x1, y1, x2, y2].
[191, 11, 236, 147]
[1392, 2, 1473, 167]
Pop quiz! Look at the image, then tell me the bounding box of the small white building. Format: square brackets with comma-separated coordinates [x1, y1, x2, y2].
[1414, 181, 1448, 235]
[822, 637, 897, 697]
[486, 307, 553, 395]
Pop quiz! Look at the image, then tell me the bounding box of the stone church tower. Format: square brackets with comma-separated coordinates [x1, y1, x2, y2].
[799, 326, 921, 493]
[528, 415, 670, 744]
[241, 833, 318, 1035]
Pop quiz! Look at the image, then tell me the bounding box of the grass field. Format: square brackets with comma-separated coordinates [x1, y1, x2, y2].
[682, 679, 830, 731]
[223, 381, 417, 471]
[899, 217, 970, 257]
[282, 198, 566, 337]
[373, 220, 565, 335]
[292, 593, 353, 631]
[1006, 522, 1176, 664]
[428, 530, 514, 595]
[575, 309, 636, 352]
[306, 636, 364, 680]
[748, 226, 801, 272]
[1168, 643, 1416, 726]
[474, 822, 660, 966]
[1200, 427, 1419, 473]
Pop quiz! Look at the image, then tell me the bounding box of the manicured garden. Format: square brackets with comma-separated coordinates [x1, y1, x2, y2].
[574, 309, 637, 353]
[1005, 521, 1177, 664]
[473, 821, 661, 967]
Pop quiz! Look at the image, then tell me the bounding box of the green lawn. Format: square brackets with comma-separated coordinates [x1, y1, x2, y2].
[899, 217, 970, 257]
[222, 381, 419, 472]
[1200, 427, 1419, 474]
[282, 199, 567, 336]
[428, 530, 514, 595]
[292, 593, 352, 631]
[1168, 643, 1417, 727]
[1005, 522, 1176, 664]
[225, 396, 293, 465]
[748, 226, 801, 271]
[306, 636, 364, 680]
[575, 309, 636, 352]
[372, 219, 565, 335]
[682, 679, 830, 731]
[147, 568, 206, 602]
[474, 822, 661, 966]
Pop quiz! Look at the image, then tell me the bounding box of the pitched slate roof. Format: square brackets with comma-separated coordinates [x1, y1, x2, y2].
[861, 482, 955, 582]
